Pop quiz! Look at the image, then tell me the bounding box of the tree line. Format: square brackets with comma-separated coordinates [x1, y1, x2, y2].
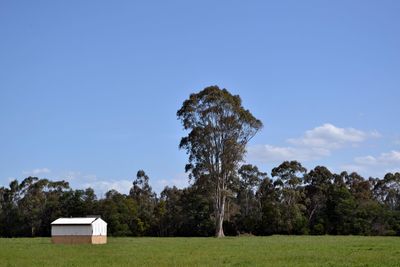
[1, 86, 399, 237]
[0, 166, 399, 237]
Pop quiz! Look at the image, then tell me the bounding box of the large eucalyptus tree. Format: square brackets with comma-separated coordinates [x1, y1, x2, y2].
[177, 86, 262, 237]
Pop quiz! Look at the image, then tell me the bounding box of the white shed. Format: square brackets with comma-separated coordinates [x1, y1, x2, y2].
[51, 217, 107, 244]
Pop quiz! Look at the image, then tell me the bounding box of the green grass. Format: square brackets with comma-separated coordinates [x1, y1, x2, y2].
[0, 236, 399, 266]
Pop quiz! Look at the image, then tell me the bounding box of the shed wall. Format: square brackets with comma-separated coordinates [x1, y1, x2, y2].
[92, 219, 107, 236]
[51, 225, 92, 236]
[52, 235, 92, 244]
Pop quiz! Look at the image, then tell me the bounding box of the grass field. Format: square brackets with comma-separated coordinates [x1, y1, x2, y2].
[0, 236, 399, 267]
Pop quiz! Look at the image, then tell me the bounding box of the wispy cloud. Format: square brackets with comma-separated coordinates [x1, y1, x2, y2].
[59, 170, 190, 197]
[394, 137, 400, 146]
[247, 123, 379, 164]
[342, 150, 400, 177]
[22, 168, 51, 176]
[247, 144, 329, 162]
[354, 150, 400, 166]
[63, 171, 82, 180]
[7, 177, 16, 183]
[57, 170, 132, 197]
[287, 123, 374, 149]
[81, 179, 133, 197]
[154, 173, 190, 193]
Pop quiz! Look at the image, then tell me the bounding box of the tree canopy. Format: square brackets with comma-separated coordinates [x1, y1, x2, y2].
[1, 89, 399, 238]
[177, 86, 262, 237]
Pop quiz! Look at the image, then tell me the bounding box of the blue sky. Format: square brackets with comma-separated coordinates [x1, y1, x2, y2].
[1, 1, 399, 196]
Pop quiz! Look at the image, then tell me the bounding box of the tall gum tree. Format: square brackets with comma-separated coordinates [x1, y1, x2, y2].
[177, 86, 262, 237]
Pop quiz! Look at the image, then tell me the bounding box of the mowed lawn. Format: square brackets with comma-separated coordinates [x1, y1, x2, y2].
[1, 236, 399, 267]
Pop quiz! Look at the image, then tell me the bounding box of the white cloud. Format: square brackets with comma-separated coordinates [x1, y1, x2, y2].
[394, 138, 400, 146]
[340, 164, 367, 174]
[59, 170, 190, 197]
[22, 168, 51, 176]
[81, 179, 133, 197]
[7, 177, 16, 183]
[343, 150, 400, 177]
[84, 173, 190, 197]
[247, 123, 377, 164]
[62, 171, 83, 181]
[287, 123, 369, 149]
[354, 151, 400, 166]
[247, 144, 329, 162]
[370, 131, 382, 138]
[58, 171, 132, 197]
[154, 173, 190, 193]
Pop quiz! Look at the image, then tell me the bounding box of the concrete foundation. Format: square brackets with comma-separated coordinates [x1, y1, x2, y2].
[52, 235, 107, 244]
[91, 235, 107, 244]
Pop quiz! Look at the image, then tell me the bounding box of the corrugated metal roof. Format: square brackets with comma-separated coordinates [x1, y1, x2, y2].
[51, 217, 98, 225]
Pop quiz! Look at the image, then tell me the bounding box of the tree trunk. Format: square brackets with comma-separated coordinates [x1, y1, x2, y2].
[215, 196, 226, 238]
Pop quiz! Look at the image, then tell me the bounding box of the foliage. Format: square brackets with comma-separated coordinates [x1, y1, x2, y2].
[1, 168, 400, 238]
[1, 88, 400, 238]
[177, 86, 262, 237]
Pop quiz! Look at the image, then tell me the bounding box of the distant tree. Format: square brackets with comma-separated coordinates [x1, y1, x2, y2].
[18, 177, 50, 236]
[159, 186, 183, 236]
[177, 86, 262, 237]
[325, 177, 356, 235]
[257, 176, 281, 235]
[0, 177, 70, 237]
[0, 180, 21, 237]
[238, 165, 265, 216]
[236, 164, 267, 234]
[83, 188, 97, 213]
[2, 166, 400, 237]
[304, 166, 333, 234]
[99, 190, 137, 236]
[271, 161, 307, 234]
[177, 186, 214, 237]
[373, 173, 400, 210]
[129, 170, 157, 236]
[39, 180, 70, 236]
[59, 189, 87, 217]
